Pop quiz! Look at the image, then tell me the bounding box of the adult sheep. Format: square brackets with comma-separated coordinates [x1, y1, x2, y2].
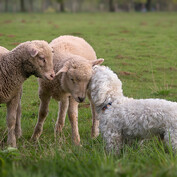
[31, 35, 103, 145]
[0, 41, 55, 147]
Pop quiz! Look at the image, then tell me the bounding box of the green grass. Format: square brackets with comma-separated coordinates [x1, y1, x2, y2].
[0, 12, 177, 177]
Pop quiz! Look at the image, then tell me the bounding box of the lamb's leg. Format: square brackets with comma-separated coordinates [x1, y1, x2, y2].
[87, 91, 99, 138]
[68, 96, 80, 146]
[31, 94, 51, 141]
[6, 94, 20, 147]
[15, 88, 22, 139]
[54, 97, 69, 137]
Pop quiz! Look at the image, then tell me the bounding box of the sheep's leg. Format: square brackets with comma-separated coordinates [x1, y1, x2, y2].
[87, 91, 99, 138]
[15, 88, 22, 139]
[31, 94, 51, 141]
[68, 96, 80, 146]
[54, 97, 69, 137]
[6, 94, 20, 147]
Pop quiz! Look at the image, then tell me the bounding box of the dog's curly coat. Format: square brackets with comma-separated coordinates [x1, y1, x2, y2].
[89, 65, 177, 153]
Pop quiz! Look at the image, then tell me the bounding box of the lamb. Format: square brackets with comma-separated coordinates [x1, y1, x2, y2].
[31, 35, 104, 145]
[0, 41, 55, 147]
[0, 46, 9, 57]
[88, 65, 177, 154]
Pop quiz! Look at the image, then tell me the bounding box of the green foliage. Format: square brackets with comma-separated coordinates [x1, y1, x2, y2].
[0, 12, 177, 177]
[134, 0, 146, 3]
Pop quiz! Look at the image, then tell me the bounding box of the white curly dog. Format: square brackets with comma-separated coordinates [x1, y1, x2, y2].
[88, 65, 177, 153]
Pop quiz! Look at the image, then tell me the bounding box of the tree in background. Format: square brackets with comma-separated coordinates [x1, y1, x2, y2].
[20, 0, 26, 12]
[5, 0, 9, 12]
[29, 0, 34, 12]
[0, 0, 176, 12]
[146, 0, 151, 11]
[55, 0, 65, 12]
[108, 0, 115, 12]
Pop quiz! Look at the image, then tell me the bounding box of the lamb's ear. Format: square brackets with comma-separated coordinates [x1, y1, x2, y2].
[29, 48, 38, 57]
[55, 64, 69, 76]
[91, 58, 104, 66]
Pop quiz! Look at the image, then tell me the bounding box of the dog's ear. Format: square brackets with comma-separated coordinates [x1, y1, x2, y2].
[91, 58, 104, 66]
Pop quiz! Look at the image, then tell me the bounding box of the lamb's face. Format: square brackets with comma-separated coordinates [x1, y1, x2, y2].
[29, 41, 55, 81]
[65, 62, 93, 103]
[55, 57, 104, 103]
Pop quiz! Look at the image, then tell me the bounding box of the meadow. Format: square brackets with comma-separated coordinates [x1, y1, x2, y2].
[0, 12, 177, 177]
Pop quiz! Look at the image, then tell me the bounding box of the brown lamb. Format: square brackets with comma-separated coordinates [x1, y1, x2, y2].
[0, 41, 55, 147]
[31, 35, 103, 145]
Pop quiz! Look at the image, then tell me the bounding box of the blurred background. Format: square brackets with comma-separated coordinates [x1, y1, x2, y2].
[0, 0, 177, 13]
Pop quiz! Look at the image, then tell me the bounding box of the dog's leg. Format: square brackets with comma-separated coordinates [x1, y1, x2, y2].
[68, 96, 80, 146]
[54, 97, 69, 137]
[31, 92, 51, 141]
[87, 91, 99, 138]
[164, 129, 177, 152]
[103, 129, 122, 154]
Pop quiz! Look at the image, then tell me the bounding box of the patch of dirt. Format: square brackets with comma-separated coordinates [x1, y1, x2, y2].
[7, 35, 16, 38]
[140, 22, 147, 26]
[108, 33, 117, 36]
[139, 43, 148, 46]
[115, 38, 127, 41]
[88, 21, 95, 25]
[120, 30, 130, 33]
[3, 20, 12, 24]
[169, 67, 177, 71]
[10, 42, 20, 46]
[118, 71, 136, 76]
[21, 19, 26, 23]
[115, 54, 124, 59]
[138, 54, 167, 59]
[0, 33, 4, 37]
[121, 62, 133, 66]
[48, 21, 53, 24]
[53, 24, 59, 28]
[70, 32, 83, 36]
[156, 67, 177, 71]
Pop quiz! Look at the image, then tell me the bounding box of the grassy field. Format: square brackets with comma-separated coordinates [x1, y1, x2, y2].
[0, 12, 177, 177]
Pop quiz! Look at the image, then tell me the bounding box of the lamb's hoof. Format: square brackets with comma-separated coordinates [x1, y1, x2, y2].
[54, 125, 63, 137]
[54, 129, 62, 138]
[91, 132, 99, 139]
[72, 138, 82, 147]
[3, 147, 18, 153]
[7, 140, 17, 148]
[74, 142, 82, 147]
[15, 129, 22, 139]
[30, 135, 39, 142]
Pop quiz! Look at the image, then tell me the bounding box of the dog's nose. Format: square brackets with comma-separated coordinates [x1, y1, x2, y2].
[78, 97, 85, 103]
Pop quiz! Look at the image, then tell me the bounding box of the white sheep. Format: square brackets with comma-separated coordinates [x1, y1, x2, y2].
[0, 41, 55, 147]
[31, 35, 103, 145]
[89, 65, 177, 154]
[0, 46, 9, 57]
